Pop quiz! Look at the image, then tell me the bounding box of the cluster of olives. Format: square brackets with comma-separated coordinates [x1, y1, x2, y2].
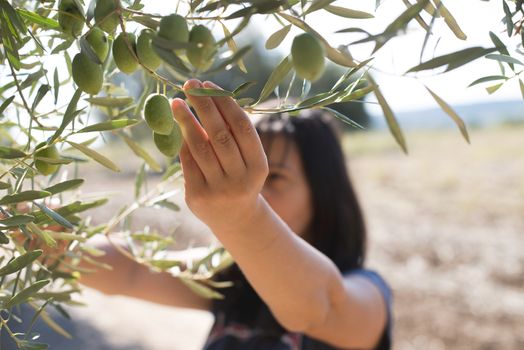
[59, 0, 218, 96]
[143, 94, 183, 158]
[290, 33, 326, 82]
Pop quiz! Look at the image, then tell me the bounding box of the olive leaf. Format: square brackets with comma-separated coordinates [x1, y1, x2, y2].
[0, 250, 42, 277]
[425, 86, 470, 143]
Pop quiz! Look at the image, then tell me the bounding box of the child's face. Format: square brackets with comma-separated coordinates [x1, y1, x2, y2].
[260, 134, 313, 242]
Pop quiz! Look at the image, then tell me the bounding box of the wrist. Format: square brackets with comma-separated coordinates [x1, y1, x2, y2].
[210, 194, 267, 237]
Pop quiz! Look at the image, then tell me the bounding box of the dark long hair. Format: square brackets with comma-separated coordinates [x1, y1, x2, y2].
[211, 108, 367, 331]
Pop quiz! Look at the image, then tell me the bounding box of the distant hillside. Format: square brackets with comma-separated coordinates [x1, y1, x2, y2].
[368, 100, 524, 130]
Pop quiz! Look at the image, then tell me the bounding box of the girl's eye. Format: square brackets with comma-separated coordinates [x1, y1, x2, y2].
[266, 173, 282, 181]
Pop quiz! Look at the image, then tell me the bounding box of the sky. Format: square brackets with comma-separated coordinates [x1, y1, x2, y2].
[143, 0, 522, 115]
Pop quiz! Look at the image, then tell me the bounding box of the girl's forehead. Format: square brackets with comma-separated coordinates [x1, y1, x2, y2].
[261, 133, 298, 169]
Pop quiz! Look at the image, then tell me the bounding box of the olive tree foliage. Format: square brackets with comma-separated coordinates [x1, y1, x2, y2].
[0, 0, 522, 347]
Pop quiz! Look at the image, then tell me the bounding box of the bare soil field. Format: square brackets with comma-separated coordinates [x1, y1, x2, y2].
[22, 124, 524, 349]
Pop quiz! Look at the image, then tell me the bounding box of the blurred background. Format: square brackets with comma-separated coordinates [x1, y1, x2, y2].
[3, 0, 524, 349]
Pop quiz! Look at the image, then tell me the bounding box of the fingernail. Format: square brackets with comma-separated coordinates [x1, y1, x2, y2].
[184, 79, 201, 90]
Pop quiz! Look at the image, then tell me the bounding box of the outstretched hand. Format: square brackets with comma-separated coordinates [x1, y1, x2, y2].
[173, 79, 269, 234]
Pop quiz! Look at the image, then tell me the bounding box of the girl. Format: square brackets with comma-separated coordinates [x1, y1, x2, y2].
[81, 79, 393, 350]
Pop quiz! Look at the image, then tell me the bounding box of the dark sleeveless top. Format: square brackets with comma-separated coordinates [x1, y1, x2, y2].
[204, 268, 393, 350]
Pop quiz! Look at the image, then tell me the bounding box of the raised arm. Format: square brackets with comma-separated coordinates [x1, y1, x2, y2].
[174, 79, 387, 349]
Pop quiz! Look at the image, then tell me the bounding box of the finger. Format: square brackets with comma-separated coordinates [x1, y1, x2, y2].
[179, 141, 207, 191]
[183, 79, 246, 178]
[171, 98, 223, 183]
[202, 81, 267, 172]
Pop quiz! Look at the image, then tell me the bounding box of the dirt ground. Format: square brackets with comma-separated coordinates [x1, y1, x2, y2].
[32, 124, 524, 349]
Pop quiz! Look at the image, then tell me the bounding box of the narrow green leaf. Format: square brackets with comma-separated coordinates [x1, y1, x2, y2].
[337, 85, 375, 102]
[406, 46, 497, 73]
[220, 22, 247, 73]
[0, 190, 51, 205]
[0, 96, 15, 116]
[85, 96, 134, 107]
[16, 340, 49, 350]
[0, 146, 27, 159]
[0, 214, 35, 228]
[50, 88, 82, 143]
[432, 0, 466, 40]
[331, 57, 374, 91]
[16, 9, 60, 29]
[368, 75, 408, 154]
[79, 35, 102, 65]
[256, 55, 293, 104]
[278, 12, 356, 68]
[31, 84, 51, 112]
[44, 179, 84, 195]
[122, 134, 162, 172]
[489, 31, 513, 71]
[27, 222, 57, 247]
[53, 68, 60, 104]
[134, 163, 145, 199]
[402, 0, 429, 31]
[233, 81, 257, 96]
[520, 79, 524, 100]
[51, 38, 74, 54]
[149, 259, 182, 270]
[37, 309, 73, 339]
[33, 202, 74, 229]
[351, 0, 429, 53]
[502, 0, 513, 37]
[185, 88, 234, 97]
[485, 83, 503, 94]
[180, 277, 224, 299]
[162, 162, 181, 180]
[20, 70, 46, 90]
[304, 0, 337, 15]
[66, 141, 120, 172]
[425, 86, 470, 143]
[335, 27, 372, 35]
[324, 5, 374, 18]
[0, 181, 11, 190]
[0, 250, 42, 277]
[76, 119, 139, 133]
[33, 199, 108, 226]
[5, 279, 51, 308]
[485, 53, 524, 66]
[154, 199, 180, 211]
[265, 25, 291, 50]
[321, 107, 364, 129]
[130, 15, 160, 30]
[0, 0, 27, 35]
[420, 1, 441, 61]
[467, 75, 508, 87]
[206, 45, 252, 74]
[152, 44, 191, 74]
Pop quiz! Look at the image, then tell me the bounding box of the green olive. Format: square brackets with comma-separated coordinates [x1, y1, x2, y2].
[112, 32, 139, 74]
[187, 25, 216, 71]
[58, 0, 84, 38]
[72, 52, 103, 94]
[157, 14, 189, 45]
[291, 33, 325, 82]
[34, 143, 60, 176]
[85, 27, 109, 62]
[94, 0, 119, 34]
[153, 122, 183, 158]
[137, 29, 162, 71]
[143, 94, 174, 135]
